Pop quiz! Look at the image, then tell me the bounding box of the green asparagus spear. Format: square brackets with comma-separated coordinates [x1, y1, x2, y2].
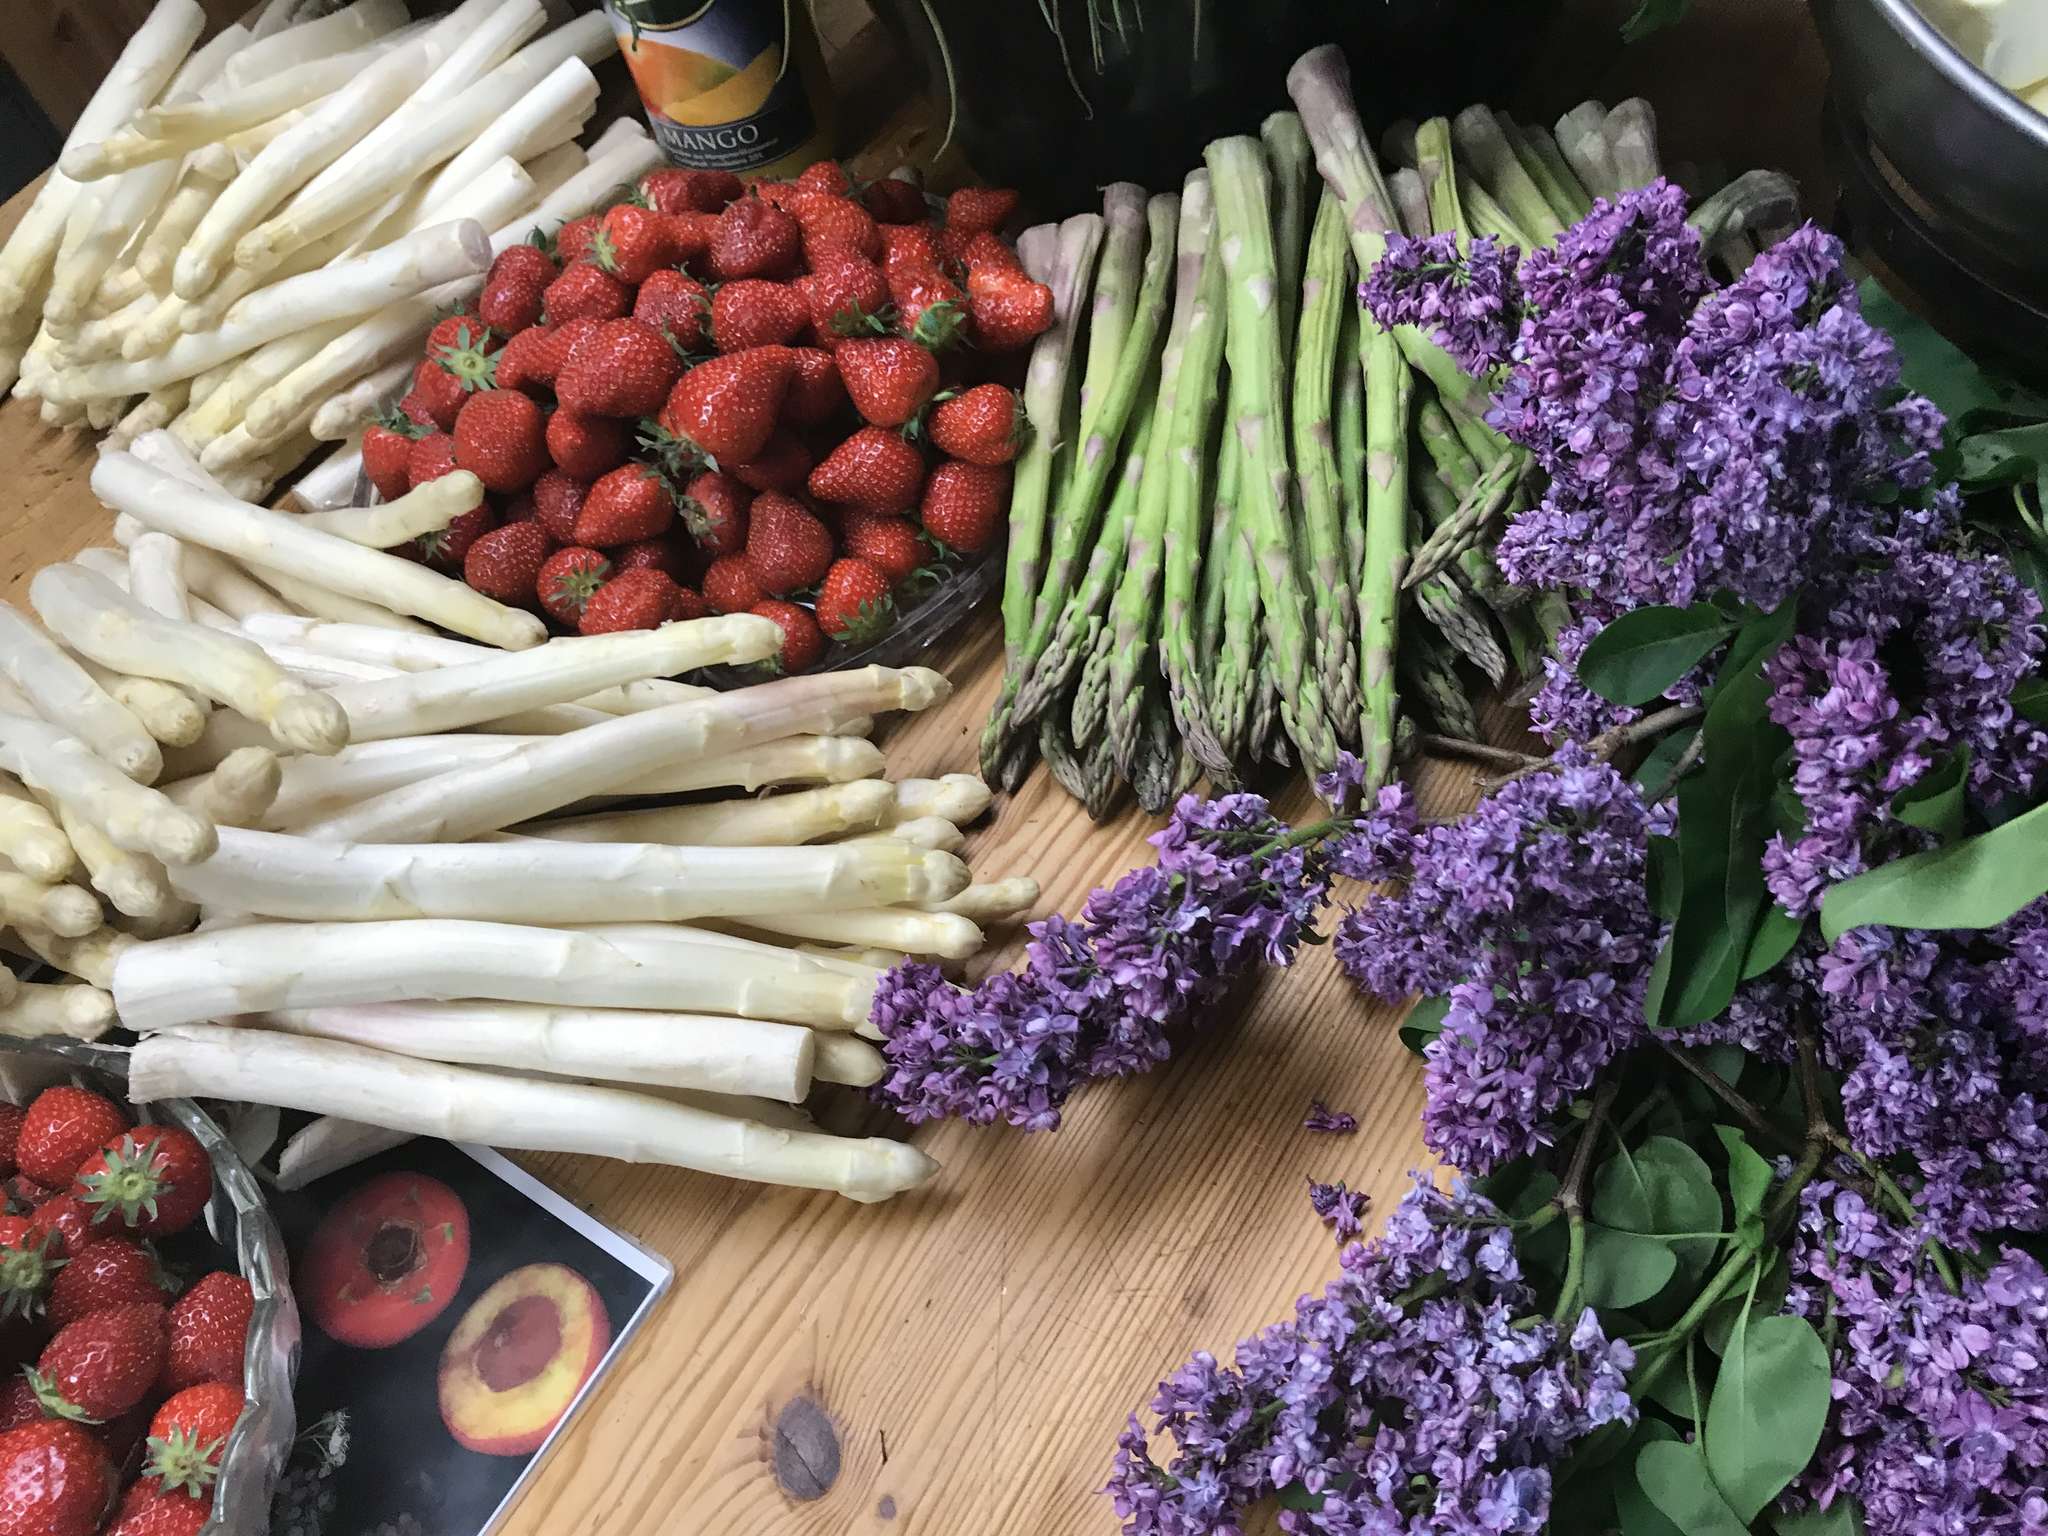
[1069, 184, 1149, 470]
[1413, 555, 1510, 687]
[1459, 171, 1536, 251]
[1405, 451, 1525, 590]
[1400, 623, 1482, 740]
[1108, 171, 1220, 779]
[1260, 111, 1315, 363]
[1506, 116, 1594, 223]
[1416, 393, 1482, 499]
[1414, 117, 1467, 243]
[1452, 106, 1565, 244]
[1387, 167, 1431, 241]
[1160, 234, 1231, 776]
[1335, 295, 1369, 599]
[1131, 684, 1183, 814]
[1205, 133, 1341, 776]
[1293, 187, 1361, 745]
[1206, 428, 1261, 778]
[1357, 321, 1410, 792]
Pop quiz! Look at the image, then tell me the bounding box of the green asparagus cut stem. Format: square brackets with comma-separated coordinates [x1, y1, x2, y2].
[1459, 171, 1535, 251]
[1556, 101, 1621, 201]
[1294, 187, 1361, 744]
[1508, 117, 1594, 222]
[1357, 321, 1410, 792]
[1414, 118, 1467, 243]
[1206, 428, 1260, 778]
[1205, 133, 1341, 776]
[1110, 170, 1219, 779]
[1452, 106, 1565, 244]
[1603, 98, 1661, 189]
[1405, 450, 1525, 589]
[1335, 296, 1369, 600]
[1388, 167, 1430, 241]
[1259, 111, 1315, 358]
[1401, 623, 1482, 741]
[1688, 169, 1801, 258]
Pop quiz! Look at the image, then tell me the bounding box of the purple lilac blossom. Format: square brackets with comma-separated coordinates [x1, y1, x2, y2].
[1785, 1182, 2048, 1536]
[1301, 1102, 1357, 1135]
[1305, 1180, 1368, 1242]
[869, 791, 1331, 1131]
[1107, 1178, 1635, 1536]
[1355, 231, 1522, 374]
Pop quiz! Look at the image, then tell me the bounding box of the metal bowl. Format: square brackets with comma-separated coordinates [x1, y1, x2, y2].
[1810, 0, 2048, 290]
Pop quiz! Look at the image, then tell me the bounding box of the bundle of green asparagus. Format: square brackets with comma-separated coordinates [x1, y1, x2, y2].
[978, 46, 1795, 818]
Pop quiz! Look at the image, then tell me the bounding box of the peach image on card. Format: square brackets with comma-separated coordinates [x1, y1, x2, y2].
[438, 1262, 612, 1456]
[303, 1172, 472, 1348]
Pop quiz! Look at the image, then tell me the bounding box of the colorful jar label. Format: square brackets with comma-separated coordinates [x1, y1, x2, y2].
[604, 0, 825, 174]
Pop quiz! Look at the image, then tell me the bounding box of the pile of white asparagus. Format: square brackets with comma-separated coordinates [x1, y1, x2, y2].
[0, 0, 644, 504]
[0, 431, 1039, 1204]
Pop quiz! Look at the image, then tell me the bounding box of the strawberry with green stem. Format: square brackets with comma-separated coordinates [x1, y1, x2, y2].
[0, 1419, 116, 1536]
[16, 1089, 127, 1192]
[580, 569, 680, 635]
[707, 195, 803, 281]
[816, 558, 896, 643]
[920, 460, 1011, 555]
[836, 336, 941, 428]
[410, 502, 494, 570]
[927, 383, 1028, 465]
[592, 204, 677, 286]
[675, 469, 750, 557]
[842, 511, 929, 587]
[655, 346, 797, 466]
[536, 547, 610, 627]
[541, 264, 630, 326]
[0, 1219, 62, 1321]
[633, 269, 709, 353]
[142, 1381, 241, 1499]
[362, 411, 428, 501]
[72, 1125, 209, 1238]
[30, 1302, 167, 1422]
[748, 599, 825, 674]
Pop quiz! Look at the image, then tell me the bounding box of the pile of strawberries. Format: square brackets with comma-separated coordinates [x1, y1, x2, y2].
[360, 160, 1048, 673]
[0, 1086, 256, 1536]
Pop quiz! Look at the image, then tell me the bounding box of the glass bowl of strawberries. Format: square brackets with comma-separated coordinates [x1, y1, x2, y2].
[0, 1039, 295, 1536]
[350, 160, 1041, 680]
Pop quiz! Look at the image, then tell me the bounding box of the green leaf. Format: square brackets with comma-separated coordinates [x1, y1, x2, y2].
[1398, 995, 1450, 1056]
[1632, 726, 1701, 798]
[1704, 1310, 1832, 1521]
[1620, 0, 1690, 42]
[1578, 605, 1737, 707]
[1635, 1439, 1751, 1536]
[1713, 1126, 1773, 1251]
[1858, 279, 2048, 426]
[1646, 835, 1682, 922]
[1705, 1251, 1789, 1354]
[1277, 1482, 1323, 1513]
[1614, 1422, 1686, 1536]
[1820, 796, 2048, 941]
[2015, 674, 2048, 725]
[1741, 903, 1805, 980]
[1958, 423, 2048, 490]
[1890, 747, 1971, 843]
[1582, 1226, 1678, 1309]
[1592, 1136, 1722, 1280]
[1774, 1499, 1868, 1536]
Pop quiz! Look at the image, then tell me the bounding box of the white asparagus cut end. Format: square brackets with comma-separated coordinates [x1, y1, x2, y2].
[161, 747, 282, 829]
[97, 447, 545, 649]
[841, 816, 965, 853]
[126, 533, 193, 623]
[0, 983, 117, 1042]
[0, 775, 76, 882]
[308, 359, 412, 441]
[327, 617, 780, 742]
[30, 564, 349, 755]
[308, 666, 949, 844]
[811, 1032, 885, 1089]
[0, 711, 213, 865]
[1556, 102, 1622, 201]
[286, 437, 369, 511]
[247, 999, 816, 1102]
[114, 919, 878, 1031]
[4, 925, 137, 991]
[724, 908, 984, 961]
[0, 871, 102, 939]
[925, 876, 1041, 921]
[531, 779, 896, 848]
[71, 660, 206, 749]
[128, 1025, 936, 1201]
[172, 827, 970, 922]
[223, 220, 495, 361]
[0, 603, 162, 781]
[273, 1115, 413, 1190]
[887, 773, 992, 827]
[298, 470, 484, 548]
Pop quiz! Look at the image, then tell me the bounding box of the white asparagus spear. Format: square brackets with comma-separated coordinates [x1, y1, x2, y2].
[308, 359, 412, 441]
[885, 774, 993, 827]
[1602, 98, 1662, 190]
[925, 877, 1041, 921]
[412, 48, 604, 218]
[272, 1116, 413, 1190]
[254, 735, 539, 828]
[286, 437, 368, 511]
[244, 565, 432, 634]
[172, 827, 967, 922]
[811, 1032, 885, 1089]
[0, 775, 76, 882]
[172, 549, 290, 624]
[30, 565, 349, 754]
[114, 919, 879, 1031]
[126, 533, 193, 623]
[0, 605, 161, 781]
[70, 660, 205, 748]
[68, 294, 161, 363]
[43, 796, 177, 918]
[221, 0, 411, 88]
[127, 1025, 937, 1201]
[245, 1000, 816, 1101]
[0, 710, 213, 864]
[220, 220, 494, 348]
[0, 871, 101, 939]
[131, 165, 226, 290]
[327, 618, 779, 742]
[1556, 102, 1621, 201]
[309, 667, 948, 844]
[162, 746, 281, 829]
[842, 816, 965, 853]
[3, 926, 137, 991]
[0, 983, 117, 1042]
[297, 471, 484, 547]
[96, 447, 546, 649]
[531, 780, 896, 848]
[724, 908, 984, 960]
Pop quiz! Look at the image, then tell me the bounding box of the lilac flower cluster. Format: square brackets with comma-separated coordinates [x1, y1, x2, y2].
[1785, 1182, 2048, 1536]
[1331, 749, 1668, 1172]
[869, 792, 1331, 1131]
[1356, 230, 1522, 373]
[1306, 1180, 1369, 1242]
[1107, 1178, 1635, 1536]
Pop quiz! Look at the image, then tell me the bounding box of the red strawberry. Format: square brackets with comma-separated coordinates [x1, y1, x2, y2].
[632, 269, 709, 352]
[0, 1178, 52, 1215]
[748, 599, 825, 673]
[611, 538, 686, 580]
[453, 390, 549, 493]
[16, 1090, 126, 1192]
[754, 180, 804, 210]
[702, 555, 766, 615]
[842, 511, 927, 586]
[0, 1220, 58, 1319]
[795, 161, 854, 198]
[103, 1481, 211, 1536]
[592, 204, 677, 286]
[729, 428, 813, 494]
[657, 347, 796, 464]
[809, 425, 926, 514]
[462, 520, 555, 604]
[478, 243, 558, 334]
[678, 470, 751, 556]
[928, 383, 1026, 464]
[579, 569, 680, 635]
[46, 1242, 168, 1332]
[743, 493, 835, 596]
[660, 210, 716, 266]
[555, 214, 602, 265]
[0, 1418, 115, 1536]
[708, 281, 808, 354]
[361, 417, 426, 501]
[573, 464, 676, 547]
[967, 264, 1056, 350]
[531, 471, 591, 544]
[395, 389, 437, 429]
[555, 318, 683, 419]
[887, 263, 967, 347]
[25, 1196, 92, 1264]
[425, 315, 501, 396]
[160, 1272, 252, 1395]
[783, 348, 846, 425]
[836, 336, 940, 427]
[640, 168, 742, 214]
[920, 459, 1011, 553]
[545, 408, 629, 479]
[542, 263, 631, 325]
[959, 230, 1024, 275]
[815, 558, 896, 643]
[72, 1124, 209, 1239]
[670, 585, 709, 621]
[30, 1302, 166, 1421]
[410, 355, 471, 431]
[863, 175, 928, 225]
[0, 1380, 38, 1437]
[535, 547, 610, 626]
[798, 252, 891, 346]
[879, 222, 942, 272]
[142, 1382, 241, 1498]
[496, 317, 598, 395]
[791, 192, 882, 264]
[706, 195, 802, 281]
[947, 186, 1022, 237]
[412, 503, 495, 569]
[406, 430, 458, 490]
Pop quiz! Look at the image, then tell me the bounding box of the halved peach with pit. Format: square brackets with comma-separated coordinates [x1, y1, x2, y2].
[302, 1172, 470, 1348]
[437, 1262, 610, 1456]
